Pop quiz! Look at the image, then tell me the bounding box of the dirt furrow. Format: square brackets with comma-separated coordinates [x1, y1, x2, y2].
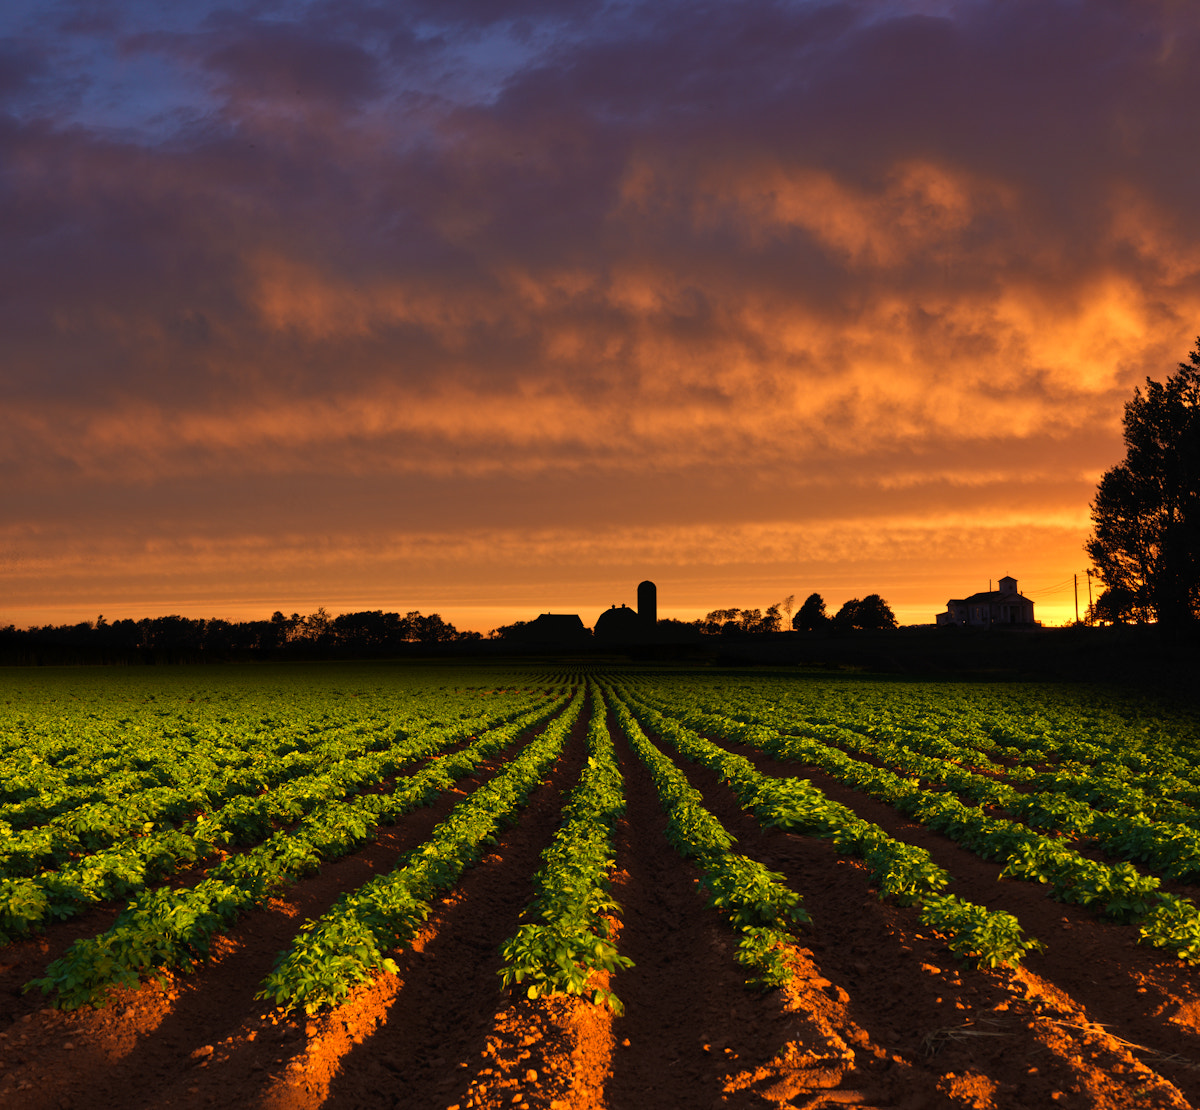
[0, 716, 570, 1110]
[447, 975, 616, 1110]
[269, 697, 593, 1110]
[765, 722, 1200, 901]
[659, 725, 1196, 1107]
[0, 739, 489, 1029]
[6, 676, 1200, 1110]
[601, 712, 864, 1109]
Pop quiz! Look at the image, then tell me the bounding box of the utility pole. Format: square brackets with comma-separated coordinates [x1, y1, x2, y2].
[1074, 574, 1079, 624]
[1086, 569, 1094, 621]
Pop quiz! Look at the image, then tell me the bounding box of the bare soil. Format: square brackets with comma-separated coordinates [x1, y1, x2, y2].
[2, 692, 1199, 1109]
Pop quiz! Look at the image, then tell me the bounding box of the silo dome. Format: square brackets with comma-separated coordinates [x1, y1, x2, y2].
[594, 604, 645, 642]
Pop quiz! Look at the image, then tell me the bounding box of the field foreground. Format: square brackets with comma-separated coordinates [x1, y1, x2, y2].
[2, 663, 1200, 1109]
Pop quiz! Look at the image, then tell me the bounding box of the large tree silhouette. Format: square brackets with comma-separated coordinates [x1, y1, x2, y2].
[832, 594, 897, 631]
[1086, 339, 1200, 630]
[792, 593, 828, 630]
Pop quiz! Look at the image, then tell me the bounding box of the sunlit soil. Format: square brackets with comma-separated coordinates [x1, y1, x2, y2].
[3, 676, 1200, 1109]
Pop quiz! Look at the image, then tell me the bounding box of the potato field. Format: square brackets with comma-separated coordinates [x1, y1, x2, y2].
[3, 663, 1200, 1109]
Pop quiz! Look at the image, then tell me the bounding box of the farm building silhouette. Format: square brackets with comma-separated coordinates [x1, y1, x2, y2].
[594, 580, 658, 642]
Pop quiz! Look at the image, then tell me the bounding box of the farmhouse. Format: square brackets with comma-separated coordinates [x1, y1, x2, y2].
[936, 576, 1036, 628]
[510, 613, 591, 642]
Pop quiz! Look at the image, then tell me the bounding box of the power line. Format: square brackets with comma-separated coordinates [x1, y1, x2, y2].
[1024, 579, 1075, 597]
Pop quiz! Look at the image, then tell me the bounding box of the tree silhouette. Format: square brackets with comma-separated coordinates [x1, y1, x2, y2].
[1086, 339, 1200, 631]
[1087, 585, 1140, 626]
[792, 593, 828, 630]
[490, 620, 528, 640]
[832, 595, 897, 631]
[304, 607, 333, 642]
[693, 607, 782, 635]
[736, 608, 765, 634]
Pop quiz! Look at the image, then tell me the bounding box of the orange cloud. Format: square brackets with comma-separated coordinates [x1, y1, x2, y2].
[4, 0, 1200, 627]
[0, 509, 1090, 631]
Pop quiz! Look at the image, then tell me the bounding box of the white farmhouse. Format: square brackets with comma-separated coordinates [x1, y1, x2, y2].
[936, 576, 1036, 628]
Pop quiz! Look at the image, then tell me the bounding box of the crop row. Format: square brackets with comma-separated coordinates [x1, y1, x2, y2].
[702, 682, 1200, 887]
[0, 672, 563, 824]
[0, 685, 558, 876]
[20, 666, 1199, 1025]
[833, 721, 1200, 886]
[644, 676, 1200, 797]
[498, 679, 632, 1012]
[611, 685, 1041, 969]
[256, 687, 587, 1013]
[630, 685, 1200, 963]
[21, 667, 1142, 1022]
[0, 691, 572, 948]
[605, 690, 810, 989]
[681, 677, 1200, 830]
[26, 688, 577, 1010]
[654, 683, 1200, 886]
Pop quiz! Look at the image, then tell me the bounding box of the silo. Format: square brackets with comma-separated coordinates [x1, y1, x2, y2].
[637, 580, 658, 626]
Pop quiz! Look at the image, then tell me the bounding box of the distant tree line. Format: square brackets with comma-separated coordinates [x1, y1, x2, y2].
[0, 608, 480, 664]
[692, 592, 897, 636]
[692, 606, 786, 636]
[791, 593, 898, 632]
[3, 591, 901, 663]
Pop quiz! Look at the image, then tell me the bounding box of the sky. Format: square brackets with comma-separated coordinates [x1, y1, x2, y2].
[3, 0, 1200, 633]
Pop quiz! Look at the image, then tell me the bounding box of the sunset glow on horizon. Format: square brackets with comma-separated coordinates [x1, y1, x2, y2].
[3, 0, 1199, 634]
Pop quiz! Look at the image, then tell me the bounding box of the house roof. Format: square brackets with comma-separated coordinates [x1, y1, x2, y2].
[510, 613, 590, 641]
[952, 590, 1033, 605]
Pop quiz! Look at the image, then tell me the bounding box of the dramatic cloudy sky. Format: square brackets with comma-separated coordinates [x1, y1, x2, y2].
[3, 0, 1199, 631]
